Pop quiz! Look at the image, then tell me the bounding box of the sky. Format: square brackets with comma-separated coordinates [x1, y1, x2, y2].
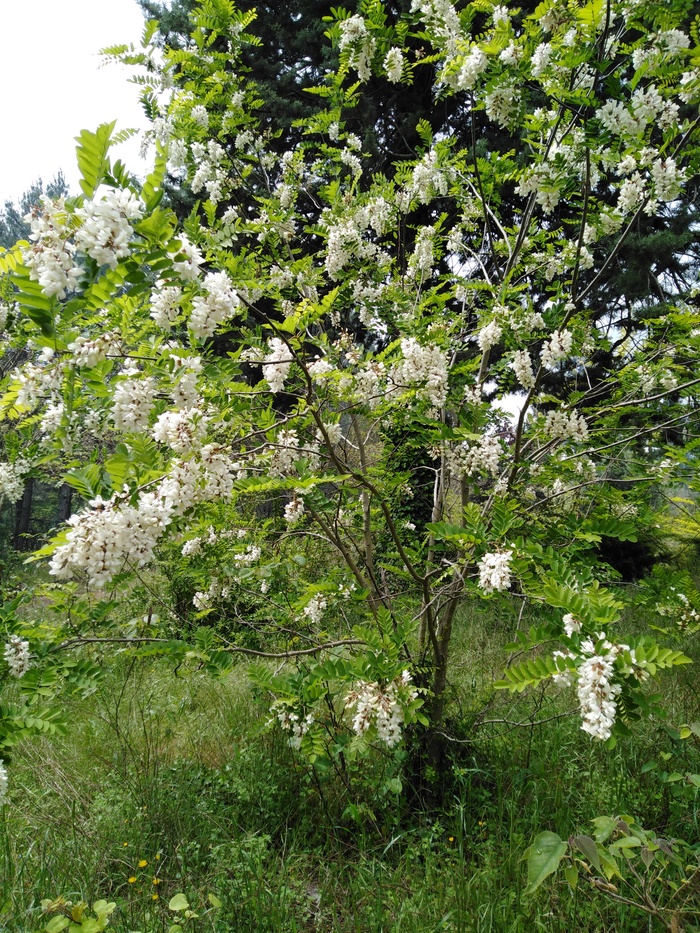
[0, 0, 151, 207]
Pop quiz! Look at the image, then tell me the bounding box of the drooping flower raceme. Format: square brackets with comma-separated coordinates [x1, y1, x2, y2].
[390, 338, 448, 407]
[263, 337, 293, 393]
[345, 671, 417, 747]
[478, 550, 513, 593]
[189, 271, 241, 339]
[22, 197, 81, 299]
[3, 636, 30, 678]
[75, 189, 143, 268]
[0, 460, 29, 504]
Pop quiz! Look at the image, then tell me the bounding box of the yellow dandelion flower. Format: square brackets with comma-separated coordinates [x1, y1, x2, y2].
[152, 878, 161, 885]
[155, 854, 161, 860]
[152, 894, 159, 901]
[128, 877, 137, 884]
[138, 860, 148, 868]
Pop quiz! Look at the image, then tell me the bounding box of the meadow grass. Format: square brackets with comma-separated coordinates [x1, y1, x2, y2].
[0, 598, 698, 932]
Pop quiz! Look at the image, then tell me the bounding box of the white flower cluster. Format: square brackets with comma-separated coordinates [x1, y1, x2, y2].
[191, 140, 228, 203]
[0, 460, 29, 504]
[345, 671, 417, 747]
[75, 189, 143, 268]
[111, 363, 155, 433]
[190, 271, 241, 339]
[22, 197, 81, 298]
[234, 544, 262, 565]
[577, 643, 623, 741]
[150, 281, 183, 329]
[485, 83, 520, 127]
[477, 320, 502, 352]
[303, 594, 327, 626]
[49, 492, 171, 588]
[51, 446, 237, 588]
[447, 435, 501, 479]
[171, 235, 204, 282]
[263, 337, 293, 393]
[170, 354, 203, 408]
[390, 337, 448, 407]
[384, 47, 404, 82]
[274, 705, 314, 750]
[544, 409, 589, 442]
[410, 150, 448, 204]
[338, 14, 376, 81]
[284, 496, 305, 526]
[478, 550, 513, 593]
[68, 332, 120, 368]
[3, 636, 30, 678]
[153, 407, 208, 453]
[540, 329, 573, 368]
[268, 429, 300, 477]
[456, 46, 488, 90]
[193, 577, 230, 610]
[0, 760, 7, 807]
[407, 225, 435, 280]
[511, 350, 536, 390]
[411, 0, 461, 59]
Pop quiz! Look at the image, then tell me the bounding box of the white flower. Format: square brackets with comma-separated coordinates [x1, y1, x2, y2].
[577, 652, 621, 741]
[3, 636, 30, 678]
[478, 550, 513, 593]
[191, 104, 209, 127]
[189, 271, 241, 339]
[75, 189, 143, 269]
[303, 594, 327, 625]
[345, 673, 417, 747]
[284, 496, 305, 526]
[390, 337, 448, 407]
[0, 760, 7, 806]
[563, 613, 581, 637]
[22, 197, 81, 298]
[447, 436, 501, 479]
[263, 337, 293, 393]
[540, 329, 573, 368]
[511, 350, 535, 390]
[0, 460, 29, 504]
[544, 409, 588, 442]
[477, 320, 502, 352]
[384, 47, 404, 82]
[153, 407, 208, 453]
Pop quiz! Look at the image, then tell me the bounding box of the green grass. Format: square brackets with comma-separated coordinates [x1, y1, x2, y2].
[1, 600, 699, 932]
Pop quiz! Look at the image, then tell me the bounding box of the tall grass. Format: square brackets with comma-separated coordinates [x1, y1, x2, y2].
[1, 600, 698, 932]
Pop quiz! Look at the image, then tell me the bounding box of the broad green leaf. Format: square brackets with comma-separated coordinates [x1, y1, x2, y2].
[524, 832, 567, 894]
[168, 893, 189, 912]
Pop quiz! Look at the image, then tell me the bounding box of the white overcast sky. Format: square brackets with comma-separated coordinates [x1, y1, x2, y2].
[0, 0, 151, 207]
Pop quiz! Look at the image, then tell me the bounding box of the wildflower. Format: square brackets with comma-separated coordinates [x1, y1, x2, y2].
[478, 550, 513, 593]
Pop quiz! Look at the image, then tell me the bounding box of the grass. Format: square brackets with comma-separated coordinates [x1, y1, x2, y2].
[1, 599, 699, 932]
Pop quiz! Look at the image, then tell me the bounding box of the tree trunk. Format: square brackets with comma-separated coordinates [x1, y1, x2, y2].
[57, 483, 73, 523]
[13, 478, 33, 551]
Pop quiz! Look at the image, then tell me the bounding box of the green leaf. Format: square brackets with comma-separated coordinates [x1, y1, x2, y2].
[45, 918, 71, 933]
[168, 893, 189, 912]
[564, 864, 579, 888]
[75, 121, 116, 197]
[524, 831, 567, 894]
[573, 834, 602, 874]
[207, 893, 222, 908]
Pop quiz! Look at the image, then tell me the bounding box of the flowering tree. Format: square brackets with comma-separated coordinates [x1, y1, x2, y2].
[1, 0, 699, 798]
